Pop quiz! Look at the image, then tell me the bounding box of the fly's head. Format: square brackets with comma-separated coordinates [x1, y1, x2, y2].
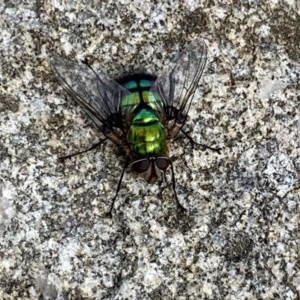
[131, 156, 171, 183]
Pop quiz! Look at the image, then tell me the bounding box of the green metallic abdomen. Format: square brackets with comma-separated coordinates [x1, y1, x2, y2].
[121, 90, 162, 115]
[127, 108, 167, 157]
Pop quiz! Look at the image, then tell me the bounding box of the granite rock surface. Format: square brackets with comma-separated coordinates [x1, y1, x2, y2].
[0, 0, 300, 299]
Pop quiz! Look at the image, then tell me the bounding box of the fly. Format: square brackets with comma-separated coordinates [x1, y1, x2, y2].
[50, 38, 219, 216]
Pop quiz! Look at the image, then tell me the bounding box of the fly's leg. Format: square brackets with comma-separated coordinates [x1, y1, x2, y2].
[59, 138, 107, 161]
[170, 160, 186, 211]
[180, 129, 221, 153]
[106, 159, 131, 217]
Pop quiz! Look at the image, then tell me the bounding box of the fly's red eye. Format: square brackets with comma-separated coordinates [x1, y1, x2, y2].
[156, 157, 171, 171]
[131, 159, 150, 173]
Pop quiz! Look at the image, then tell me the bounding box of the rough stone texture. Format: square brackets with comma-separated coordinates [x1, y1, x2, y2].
[1, 0, 300, 299]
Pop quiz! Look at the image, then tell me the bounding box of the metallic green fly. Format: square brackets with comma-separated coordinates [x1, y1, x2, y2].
[51, 38, 217, 216]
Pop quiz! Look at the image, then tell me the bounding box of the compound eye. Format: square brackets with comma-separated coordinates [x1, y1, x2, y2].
[156, 157, 171, 171]
[131, 159, 150, 173]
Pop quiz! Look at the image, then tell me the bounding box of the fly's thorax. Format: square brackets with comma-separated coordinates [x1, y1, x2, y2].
[131, 156, 171, 183]
[127, 108, 168, 158]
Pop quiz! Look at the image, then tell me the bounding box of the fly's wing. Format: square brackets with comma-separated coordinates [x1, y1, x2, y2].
[50, 54, 130, 135]
[151, 38, 207, 136]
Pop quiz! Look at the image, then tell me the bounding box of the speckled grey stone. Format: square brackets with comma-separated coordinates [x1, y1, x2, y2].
[1, 0, 300, 299]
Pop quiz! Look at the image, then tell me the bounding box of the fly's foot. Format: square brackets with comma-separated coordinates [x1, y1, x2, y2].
[104, 211, 113, 218]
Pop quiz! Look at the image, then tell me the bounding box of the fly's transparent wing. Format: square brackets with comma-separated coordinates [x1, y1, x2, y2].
[50, 54, 130, 132]
[151, 38, 208, 126]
